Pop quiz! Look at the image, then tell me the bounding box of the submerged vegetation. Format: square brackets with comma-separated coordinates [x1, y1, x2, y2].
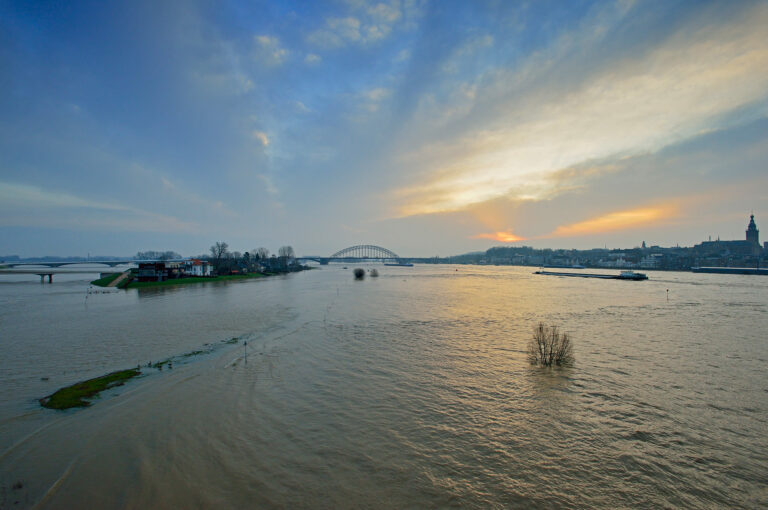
[354, 268, 365, 279]
[90, 273, 121, 287]
[40, 335, 248, 410]
[528, 323, 574, 367]
[39, 369, 141, 409]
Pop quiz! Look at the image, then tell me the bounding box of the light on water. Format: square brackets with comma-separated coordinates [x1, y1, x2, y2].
[1, 266, 767, 508]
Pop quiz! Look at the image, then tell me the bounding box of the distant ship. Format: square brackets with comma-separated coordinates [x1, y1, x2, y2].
[691, 267, 768, 275]
[384, 262, 413, 267]
[535, 270, 648, 280]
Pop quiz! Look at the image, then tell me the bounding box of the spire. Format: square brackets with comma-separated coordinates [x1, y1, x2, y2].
[746, 213, 759, 245]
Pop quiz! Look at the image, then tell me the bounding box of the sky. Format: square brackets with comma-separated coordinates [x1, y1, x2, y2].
[1, 0, 767, 258]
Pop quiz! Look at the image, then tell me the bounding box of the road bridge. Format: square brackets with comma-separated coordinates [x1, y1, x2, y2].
[0, 267, 124, 283]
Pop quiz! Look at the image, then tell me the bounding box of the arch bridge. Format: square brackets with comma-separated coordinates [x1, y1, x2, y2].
[298, 245, 406, 264]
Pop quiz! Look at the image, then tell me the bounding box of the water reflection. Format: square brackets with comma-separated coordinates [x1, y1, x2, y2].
[0, 266, 766, 508]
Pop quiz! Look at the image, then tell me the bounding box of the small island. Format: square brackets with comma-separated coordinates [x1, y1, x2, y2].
[39, 368, 141, 409]
[91, 243, 310, 289]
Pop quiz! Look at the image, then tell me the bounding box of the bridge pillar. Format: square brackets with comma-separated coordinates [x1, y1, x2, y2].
[48, 274, 53, 283]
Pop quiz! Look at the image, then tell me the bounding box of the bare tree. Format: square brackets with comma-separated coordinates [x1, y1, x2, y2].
[528, 323, 574, 367]
[278, 246, 295, 259]
[210, 242, 228, 260]
[209, 242, 229, 273]
[256, 247, 269, 260]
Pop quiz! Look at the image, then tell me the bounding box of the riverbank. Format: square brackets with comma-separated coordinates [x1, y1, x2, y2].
[89, 273, 123, 287]
[125, 272, 273, 289]
[91, 271, 283, 289]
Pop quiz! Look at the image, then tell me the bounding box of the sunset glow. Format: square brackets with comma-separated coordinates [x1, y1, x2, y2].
[551, 206, 679, 238]
[0, 1, 766, 254]
[472, 230, 527, 243]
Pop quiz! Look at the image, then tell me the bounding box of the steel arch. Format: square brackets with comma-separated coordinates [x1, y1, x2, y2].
[330, 245, 400, 259]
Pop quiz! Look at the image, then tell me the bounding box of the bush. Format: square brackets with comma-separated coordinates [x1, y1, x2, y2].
[528, 323, 574, 367]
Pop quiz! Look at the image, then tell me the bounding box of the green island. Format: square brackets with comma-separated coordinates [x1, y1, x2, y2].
[39, 368, 141, 409]
[89, 243, 309, 289]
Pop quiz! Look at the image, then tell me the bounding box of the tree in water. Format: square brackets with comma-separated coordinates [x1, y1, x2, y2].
[528, 323, 574, 367]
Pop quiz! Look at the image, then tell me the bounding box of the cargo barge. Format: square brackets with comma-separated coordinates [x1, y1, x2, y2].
[691, 267, 768, 275]
[534, 270, 648, 280]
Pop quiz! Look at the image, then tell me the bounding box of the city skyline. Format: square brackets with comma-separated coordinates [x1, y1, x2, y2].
[1, 0, 767, 257]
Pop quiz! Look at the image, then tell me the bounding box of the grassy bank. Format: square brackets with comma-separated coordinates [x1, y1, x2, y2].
[40, 368, 141, 409]
[90, 273, 121, 287]
[126, 272, 270, 289]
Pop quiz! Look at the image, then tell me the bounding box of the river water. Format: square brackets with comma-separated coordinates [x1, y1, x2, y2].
[0, 265, 766, 508]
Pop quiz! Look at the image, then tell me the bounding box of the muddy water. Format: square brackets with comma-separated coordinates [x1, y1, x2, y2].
[1, 266, 766, 508]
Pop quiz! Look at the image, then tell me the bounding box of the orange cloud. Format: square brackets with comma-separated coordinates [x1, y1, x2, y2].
[472, 230, 527, 243]
[551, 205, 678, 237]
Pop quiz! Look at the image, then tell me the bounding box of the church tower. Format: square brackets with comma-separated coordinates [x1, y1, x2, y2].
[746, 214, 759, 246]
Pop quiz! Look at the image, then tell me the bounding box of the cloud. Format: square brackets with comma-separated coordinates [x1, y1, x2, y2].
[304, 53, 322, 64]
[307, 0, 415, 48]
[392, 2, 768, 217]
[550, 205, 679, 238]
[294, 100, 311, 113]
[254, 34, 289, 65]
[257, 174, 279, 196]
[251, 130, 269, 146]
[471, 230, 526, 243]
[0, 181, 197, 232]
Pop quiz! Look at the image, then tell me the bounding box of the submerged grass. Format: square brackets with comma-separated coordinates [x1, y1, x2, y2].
[40, 368, 141, 410]
[40, 336, 243, 410]
[90, 273, 121, 287]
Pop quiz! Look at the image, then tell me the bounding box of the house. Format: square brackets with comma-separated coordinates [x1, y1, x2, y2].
[137, 262, 169, 282]
[183, 259, 212, 277]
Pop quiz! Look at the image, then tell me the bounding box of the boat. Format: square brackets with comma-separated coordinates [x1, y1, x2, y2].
[691, 267, 768, 275]
[616, 271, 649, 280]
[384, 262, 413, 267]
[534, 270, 648, 280]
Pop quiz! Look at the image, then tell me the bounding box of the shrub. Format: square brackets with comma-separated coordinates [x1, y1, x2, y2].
[528, 323, 574, 367]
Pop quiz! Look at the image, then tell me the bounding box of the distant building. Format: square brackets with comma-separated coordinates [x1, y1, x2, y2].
[137, 262, 169, 282]
[695, 214, 762, 257]
[746, 214, 759, 246]
[183, 259, 212, 277]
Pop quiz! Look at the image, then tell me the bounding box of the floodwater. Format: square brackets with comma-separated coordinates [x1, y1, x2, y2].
[0, 265, 766, 508]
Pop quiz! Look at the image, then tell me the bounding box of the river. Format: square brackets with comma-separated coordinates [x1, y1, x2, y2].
[0, 265, 766, 508]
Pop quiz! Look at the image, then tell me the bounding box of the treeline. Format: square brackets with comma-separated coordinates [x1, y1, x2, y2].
[135, 251, 182, 260]
[206, 242, 300, 275]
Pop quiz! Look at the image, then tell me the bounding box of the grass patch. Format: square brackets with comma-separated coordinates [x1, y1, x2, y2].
[224, 337, 239, 344]
[40, 368, 141, 410]
[90, 273, 121, 287]
[183, 350, 206, 357]
[125, 273, 267, 289]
